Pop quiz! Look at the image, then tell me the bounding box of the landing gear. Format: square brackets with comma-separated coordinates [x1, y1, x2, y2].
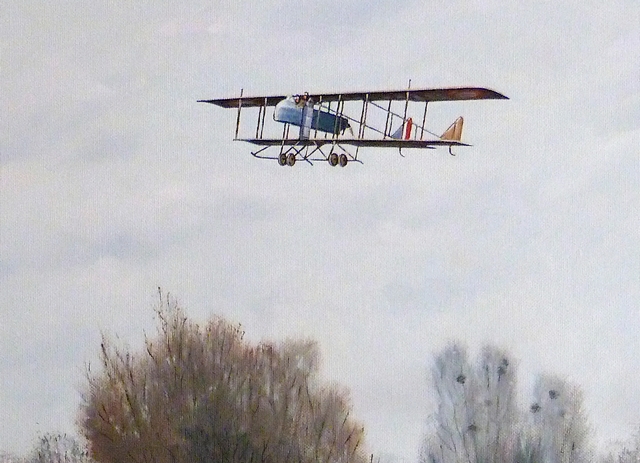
[328, 153, 339, 166]
[279, 152, 298, 166]
[274, 147, 356, 168]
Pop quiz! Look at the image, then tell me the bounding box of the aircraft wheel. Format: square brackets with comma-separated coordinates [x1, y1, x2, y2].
[339, 153, 348, 167]
[286, 153, 296, 166]
[328, 153, 339, 167]
[278, 153, 287, 166]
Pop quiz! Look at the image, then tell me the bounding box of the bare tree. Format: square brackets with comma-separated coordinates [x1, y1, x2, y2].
[421, 343, 518, 463]
[427, 343, 475, 463]
[522, 375, 590, 463]
[79, 293, 367, 463]
[600, 427, 640, 463]
[0, 452, 26, 463]
[27, 433, 93, 463]
[473, 346, 518, 463]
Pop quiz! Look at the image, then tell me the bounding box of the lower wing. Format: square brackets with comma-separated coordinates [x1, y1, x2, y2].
[238, 138, 470, 148]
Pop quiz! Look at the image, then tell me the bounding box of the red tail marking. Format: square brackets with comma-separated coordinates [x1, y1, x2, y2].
[404, 117, 413, 139]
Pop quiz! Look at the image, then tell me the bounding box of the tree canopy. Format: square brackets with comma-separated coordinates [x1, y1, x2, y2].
[78, 294, 367, 463]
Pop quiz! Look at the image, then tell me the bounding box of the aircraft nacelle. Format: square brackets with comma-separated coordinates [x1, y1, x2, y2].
[274, 96, 351, 139]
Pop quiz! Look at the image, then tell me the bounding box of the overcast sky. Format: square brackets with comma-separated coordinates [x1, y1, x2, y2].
[1, 1, 639, 459]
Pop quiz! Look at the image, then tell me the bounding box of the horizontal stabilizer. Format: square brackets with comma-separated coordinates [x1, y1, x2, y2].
[440, 117, 464, 141]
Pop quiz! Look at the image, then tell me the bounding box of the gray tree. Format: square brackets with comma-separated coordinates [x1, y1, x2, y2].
[600, 427, 640, 463]
[422, 343, 593, 463]
[28, 433, 93, 463]
[521, 375, 590, 463]
[421, 343, 518, 463]
[473, 346, 518, 463]
[0, 452, 26, 463]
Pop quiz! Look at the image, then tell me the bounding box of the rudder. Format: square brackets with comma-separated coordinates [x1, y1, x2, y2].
[440, 116, 464, 141]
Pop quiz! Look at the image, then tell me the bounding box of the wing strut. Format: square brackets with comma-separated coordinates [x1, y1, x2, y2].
[234, 88, 243, 140]
[420, 102, 428, 140]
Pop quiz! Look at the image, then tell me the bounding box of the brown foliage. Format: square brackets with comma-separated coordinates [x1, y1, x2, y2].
[79, 293, 366, 463]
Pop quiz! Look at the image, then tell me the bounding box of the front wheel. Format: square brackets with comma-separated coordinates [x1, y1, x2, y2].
[328, 153, 339, 166]
[339, 154, 348, 167]
[286, 153, 296, 166]
[278, 153, 287, 166]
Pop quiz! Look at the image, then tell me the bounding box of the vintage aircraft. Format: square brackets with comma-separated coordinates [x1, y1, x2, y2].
[199, 86, 507, 166]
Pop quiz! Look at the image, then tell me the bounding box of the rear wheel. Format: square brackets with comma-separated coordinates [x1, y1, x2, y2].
[286, 153, 296, 166]
[278, 152, 287, 166]
[339, 153, 348, 167]
[328, 153, 339, 166]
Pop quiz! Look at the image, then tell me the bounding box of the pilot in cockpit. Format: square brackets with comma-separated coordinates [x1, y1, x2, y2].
[294, 92, 310, 107]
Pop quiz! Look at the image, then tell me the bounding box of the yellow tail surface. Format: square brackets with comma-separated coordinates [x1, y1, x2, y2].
[440, 117, 464, 141]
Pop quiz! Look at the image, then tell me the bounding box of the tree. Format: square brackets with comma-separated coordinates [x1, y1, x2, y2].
[472, 346, 518, 463]
[0, 452, 26, 463]
[520, 375, 590, 463]
[28, 433, 93, 463]
[421, 343, 518, 463]
[423, 343, 473, 463]
[421, 343, 592, 463]
[600, 427, 640, 463]
[79, 293, 367, 463]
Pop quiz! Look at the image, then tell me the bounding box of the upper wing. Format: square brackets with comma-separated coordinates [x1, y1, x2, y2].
[199, 87, 508, 108]
[199, 95, 287, 108]
[308, 87, 508, 103]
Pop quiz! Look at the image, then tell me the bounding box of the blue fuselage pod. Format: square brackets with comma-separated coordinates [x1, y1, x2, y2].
[274, 97, 350, 139]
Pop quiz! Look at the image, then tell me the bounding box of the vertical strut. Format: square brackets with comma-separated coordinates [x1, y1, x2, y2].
[401, 90, 409, 139]
[358, 95, 367, 139]
[255, 104, 262, 138]
[325, 101, 331, 139]
[362, 94, 370, 139]
[420, 101, 428, 140]
[260, 97, 267, 138]
[384, 100, 392, 138]
[332, 95, 343, 139]
[235, 88, 243, 140]
[314, 96, 323, 139]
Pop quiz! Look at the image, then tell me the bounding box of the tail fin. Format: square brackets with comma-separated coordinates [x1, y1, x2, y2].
[440, 117, 464, 141]
[391, 117, 414, 139]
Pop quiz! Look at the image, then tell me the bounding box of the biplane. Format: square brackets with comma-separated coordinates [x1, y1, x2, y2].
[199, 86, 508, 166]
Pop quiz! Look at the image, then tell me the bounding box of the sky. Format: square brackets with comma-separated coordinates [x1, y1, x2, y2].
[1, 0, 639, 459]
